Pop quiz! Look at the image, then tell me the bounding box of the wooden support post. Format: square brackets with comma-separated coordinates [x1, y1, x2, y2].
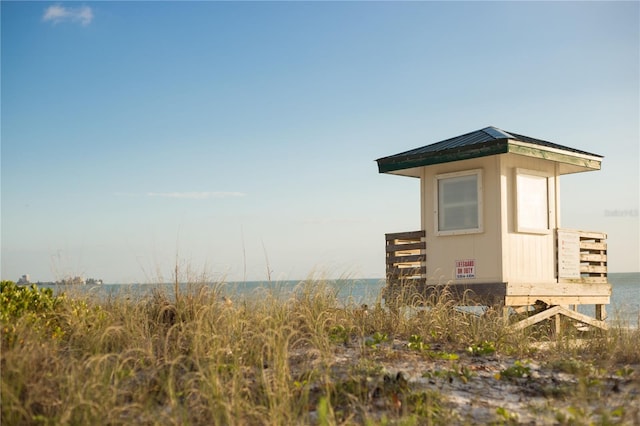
[502, 306, 511, 326]
[555, 313, 562, 335]
[596, 304, 606, 321]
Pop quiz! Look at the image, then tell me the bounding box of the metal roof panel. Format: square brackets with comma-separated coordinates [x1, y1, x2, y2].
[376, 126, 603, 174]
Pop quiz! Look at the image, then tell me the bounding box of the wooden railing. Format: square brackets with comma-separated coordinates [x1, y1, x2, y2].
[385, 230, 426, 286]
[557, 229, 608, 284]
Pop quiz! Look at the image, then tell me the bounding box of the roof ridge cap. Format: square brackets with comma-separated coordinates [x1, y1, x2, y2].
[482, 126, 515, 140]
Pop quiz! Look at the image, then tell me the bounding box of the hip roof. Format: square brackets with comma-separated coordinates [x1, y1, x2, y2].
[376, 126, 602, 174]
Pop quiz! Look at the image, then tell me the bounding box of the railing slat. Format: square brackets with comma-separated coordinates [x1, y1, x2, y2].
[580, 253, 607, 262]
[385, 230, 425, 241]
[385, 242, 424, 252]
[386, 254, 425, 264]
[580, 242, 607, 251]
[387, 266, 426, 276]
[577, 231, 607, 240]
[582, 265, 607, 274]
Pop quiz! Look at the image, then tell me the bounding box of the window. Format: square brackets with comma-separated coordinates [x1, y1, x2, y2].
[516, 169, 549, 233]
[435, 170, 483, 235]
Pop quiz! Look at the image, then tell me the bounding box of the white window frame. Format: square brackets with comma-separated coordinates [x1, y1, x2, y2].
[434, 169, 483, 236]
[515, 168, 551, 234]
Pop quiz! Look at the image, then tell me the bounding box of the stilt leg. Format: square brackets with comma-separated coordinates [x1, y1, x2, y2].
[596, 304, 606, 321]
[502, 306, 510, 326]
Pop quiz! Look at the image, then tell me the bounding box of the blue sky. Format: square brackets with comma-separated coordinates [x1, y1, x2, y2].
[2, 1, 638, 283]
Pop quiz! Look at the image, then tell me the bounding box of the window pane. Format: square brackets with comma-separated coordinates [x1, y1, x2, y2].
[438, 174, 478, 231]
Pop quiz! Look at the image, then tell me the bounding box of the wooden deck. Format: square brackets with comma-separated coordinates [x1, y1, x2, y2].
[384, 229, 611, 331]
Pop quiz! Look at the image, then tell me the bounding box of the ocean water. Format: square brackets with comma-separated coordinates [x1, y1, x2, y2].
[601, 272, 640, 327]
[42, 273, 639, 327]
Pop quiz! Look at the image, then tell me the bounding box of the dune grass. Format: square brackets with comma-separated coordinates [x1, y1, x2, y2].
[1, 278, 639, 425]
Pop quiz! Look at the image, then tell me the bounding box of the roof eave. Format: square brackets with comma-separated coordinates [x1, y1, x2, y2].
[507, 141, 602, 173]
[377, 139, 602, 175]
[377, 140, 509, 174]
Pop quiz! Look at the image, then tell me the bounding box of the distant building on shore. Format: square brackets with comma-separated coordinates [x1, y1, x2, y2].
[54, 276, 103, 285]
[57, 276, 86, 285]
[17, 274, 31, 284]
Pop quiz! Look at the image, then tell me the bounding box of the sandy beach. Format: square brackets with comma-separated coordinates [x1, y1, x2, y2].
[288, 336, 640, 424]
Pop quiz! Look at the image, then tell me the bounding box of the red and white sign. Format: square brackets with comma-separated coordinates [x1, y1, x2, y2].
[455, 259, 476, 279]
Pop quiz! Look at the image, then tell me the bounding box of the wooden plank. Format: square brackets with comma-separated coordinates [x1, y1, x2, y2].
[558, 228, 606, 238]
[579, 241, 607, 251]
[578, 231, 607, 240]
[507, 282, 611, 296]
[388, 251, 421, 258]
[387, 266, 426, 278]
[386, 254, 425, 264]
[387, 269, 423, 276]
[385, 230, 425, 241]
[580, 253, 607, 262]
[386, 242, 424, 252]
[558, 277, 609, 284]
[585, 277, 608, 283]
[506, 295, 610, 306]
[512, 305, 563, 330]
[387, 267, 426, 277]
[596, 304, 607, 321]
[581, 265, 607, 274]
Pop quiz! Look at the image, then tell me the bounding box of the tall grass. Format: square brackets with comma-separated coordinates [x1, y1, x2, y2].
[2, 278, 638, 425]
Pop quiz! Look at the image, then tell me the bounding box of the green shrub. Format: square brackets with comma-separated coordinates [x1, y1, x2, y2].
[0, 281, 61, 320]
[1, 281, 64, 346]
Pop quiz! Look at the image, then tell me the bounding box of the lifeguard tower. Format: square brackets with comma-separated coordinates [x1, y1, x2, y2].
[376, 126, 611, 331]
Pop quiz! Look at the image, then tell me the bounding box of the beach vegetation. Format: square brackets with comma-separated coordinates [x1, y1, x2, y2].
[364, 331, 388, 349]
[466, 340, 496, 356]
[1, 276, 639, 425]
[407, 334, 428, 352]
[495, 406, 519, 424]
[498, 360, 531, 380]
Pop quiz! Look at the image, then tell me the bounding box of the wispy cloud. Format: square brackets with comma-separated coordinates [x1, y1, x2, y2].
[42, 4, 94, 26]
[146, 192, 246, 200]
[115, 191, 246, 200]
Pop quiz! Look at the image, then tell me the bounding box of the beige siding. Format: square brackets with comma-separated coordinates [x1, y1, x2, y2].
[500, 153, 558, 283]
[419, 153, 563, 285]
[421, 156, 503, 284]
